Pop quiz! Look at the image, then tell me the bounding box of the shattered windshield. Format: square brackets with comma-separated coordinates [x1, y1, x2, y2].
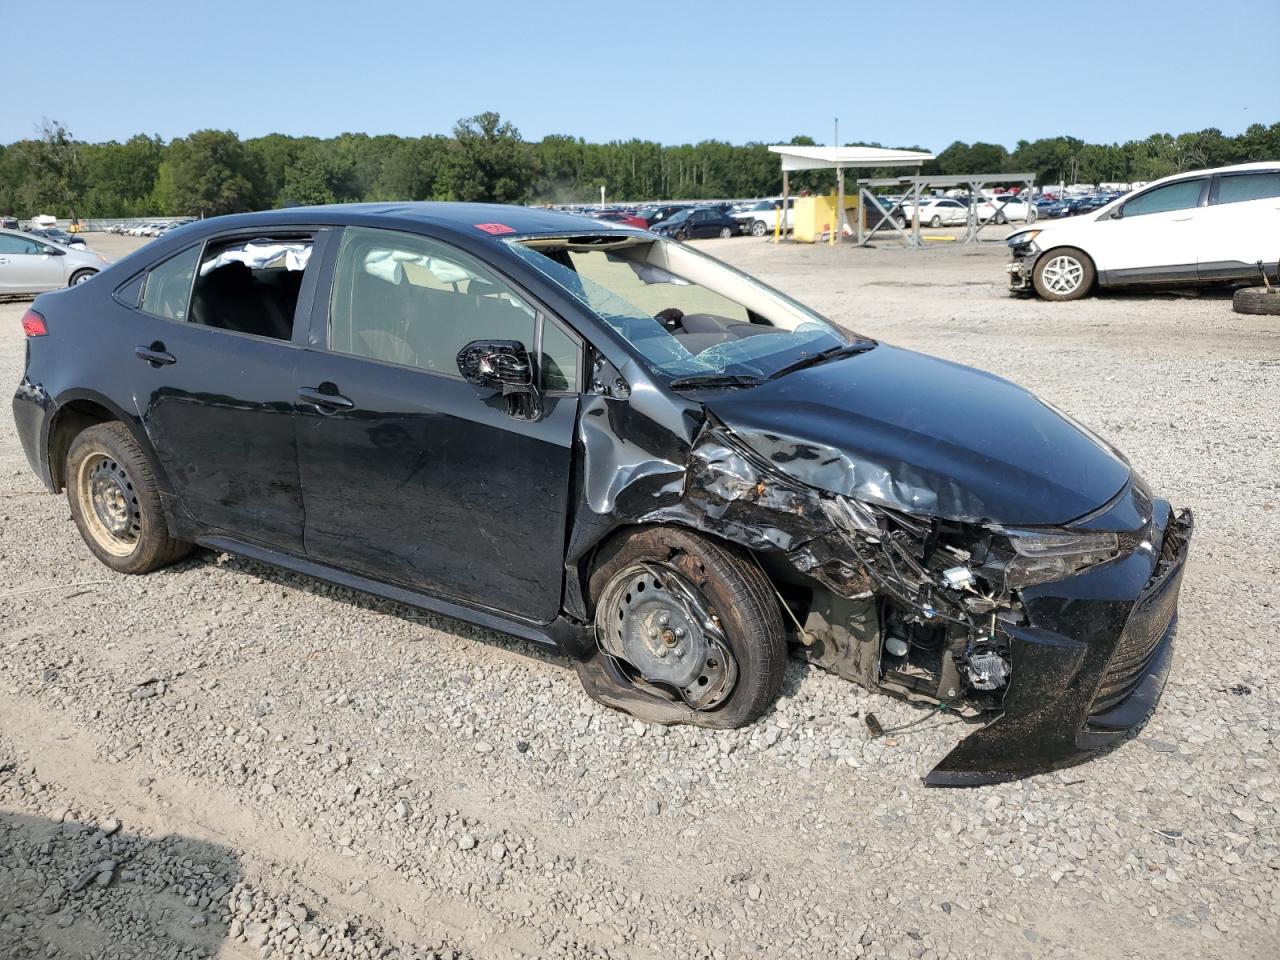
[509, 236, 856, 382]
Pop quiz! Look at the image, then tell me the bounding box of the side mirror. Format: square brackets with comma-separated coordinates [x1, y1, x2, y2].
[1109, 207, 1123, 220]
[43, 246, 65, 256]
[456, 339, 542, 420]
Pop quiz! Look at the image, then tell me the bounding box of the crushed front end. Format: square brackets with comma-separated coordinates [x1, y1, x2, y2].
[1006, 230, 1040, 293]
[619, 419, 1192, 786]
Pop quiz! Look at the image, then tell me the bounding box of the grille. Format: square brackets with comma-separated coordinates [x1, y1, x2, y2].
[1091, 524, 1187, 714]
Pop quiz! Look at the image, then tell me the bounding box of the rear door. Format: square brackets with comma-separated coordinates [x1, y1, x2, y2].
[0, 232, 64, 293]
[1086, 177, 1208, 282]
[294, 225, 580, 622]
[127, 230, 327, 553]
[1197, 170, 1280, 281]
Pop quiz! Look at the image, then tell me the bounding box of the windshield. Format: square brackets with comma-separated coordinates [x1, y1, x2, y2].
[509, 235, 858, 382]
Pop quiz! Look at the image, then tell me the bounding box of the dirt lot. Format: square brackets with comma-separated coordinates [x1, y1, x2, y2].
[2, 231, 1278, 960]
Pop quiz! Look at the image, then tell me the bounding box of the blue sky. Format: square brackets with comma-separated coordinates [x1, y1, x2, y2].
[2, 0, 1274, 149]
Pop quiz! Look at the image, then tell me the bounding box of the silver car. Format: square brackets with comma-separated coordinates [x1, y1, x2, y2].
[0, 229, 107, 294]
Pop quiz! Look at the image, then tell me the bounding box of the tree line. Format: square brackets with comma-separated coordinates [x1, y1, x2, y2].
[2, 113, 1277, 220]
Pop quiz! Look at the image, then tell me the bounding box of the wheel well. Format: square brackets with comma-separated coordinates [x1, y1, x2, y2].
[48, 401, 116, 491]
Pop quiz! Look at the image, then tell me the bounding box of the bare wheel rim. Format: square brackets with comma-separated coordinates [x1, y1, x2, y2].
[75, 452, 141, 557]
[1041, 255, 1085, 295]
[73, 272, 93, 285]
[595, 561, 738, 710]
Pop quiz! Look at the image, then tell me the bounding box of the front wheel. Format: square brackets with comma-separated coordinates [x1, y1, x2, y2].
[718, 226, 733, 239]
[674, 230, 688, 242]
[750, 219, 768, 237]
[66, 422, 192, 574]
[1033, 247, 1095, 301]
[583, 527, 786, 729]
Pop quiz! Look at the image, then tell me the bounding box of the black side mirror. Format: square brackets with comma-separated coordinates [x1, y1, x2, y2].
[456, 339, 542, 419]
[1109, 207, 1123, 220]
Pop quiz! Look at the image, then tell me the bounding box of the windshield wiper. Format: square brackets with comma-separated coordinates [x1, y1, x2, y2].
[667, 373, 764, 390]
[766, 340, 877, 380]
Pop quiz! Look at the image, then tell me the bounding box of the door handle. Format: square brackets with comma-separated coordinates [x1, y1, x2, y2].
[298, 385, 354, 412]
[135, 343, 176, 366]
[1172, 217, 1192, 222]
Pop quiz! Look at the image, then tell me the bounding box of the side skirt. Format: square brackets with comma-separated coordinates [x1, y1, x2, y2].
[197, 535, 587, 653]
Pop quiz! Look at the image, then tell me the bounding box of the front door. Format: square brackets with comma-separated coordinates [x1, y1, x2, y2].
[129, 235, 319, 552]
[1089, 177, 1208, 283]
[295, 225, 579, 622]
[0, 233, 63, 293]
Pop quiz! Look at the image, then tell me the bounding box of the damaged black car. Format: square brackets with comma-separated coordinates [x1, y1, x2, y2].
[12, 203, 1192, 785]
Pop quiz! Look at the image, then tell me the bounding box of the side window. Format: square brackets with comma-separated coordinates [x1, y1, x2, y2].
[140, 245, 201, 321]
[1121, 179, 1205, 218]
[187, 236, 314, 340]
[1216, 172, 1280, 205]
[0, 234, 42, 254]
[540, 319, 579, 392]
[329, 226, 536, 375]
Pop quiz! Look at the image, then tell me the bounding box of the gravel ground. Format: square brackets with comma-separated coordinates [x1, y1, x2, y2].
[1, 232, 1278, 959]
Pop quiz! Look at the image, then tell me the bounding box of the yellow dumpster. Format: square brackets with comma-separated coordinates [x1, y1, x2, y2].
[792, 193, 859, 243]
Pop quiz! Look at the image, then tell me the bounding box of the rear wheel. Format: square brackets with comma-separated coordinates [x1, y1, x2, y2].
[1033, 247, 1095, 301]
[66, 422, 191, 574]
[69, 269, 97, 286]
[929, 214, 943, 228]
[1233, 286, 1280, 315]
[583, 527, 786, 729]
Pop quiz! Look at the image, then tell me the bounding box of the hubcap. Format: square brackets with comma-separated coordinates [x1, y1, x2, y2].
[596, 562, 737, 710]
[76, 453, 140, 556]
[1041, 255, 1084, 295]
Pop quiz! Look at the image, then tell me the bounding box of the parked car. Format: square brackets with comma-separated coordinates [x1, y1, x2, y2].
[26, 227, 88, 249]
[633, 204, 686, 228]
[650, 207, 739, 240]
[975, 196, 1036, 224]
[591, 211, 649, 229]
[0, 228, 107, 293]
[12, 202, 1191, 785]
[733, 199, 796, 237]
[1, 216, 18, 230]
[1008, 162, 1280, 300]
[897, 196, 970, 227]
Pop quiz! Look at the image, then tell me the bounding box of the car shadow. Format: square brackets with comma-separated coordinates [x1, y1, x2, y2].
[1093, 284, 1240, 302]
[0, 810, 241, 957]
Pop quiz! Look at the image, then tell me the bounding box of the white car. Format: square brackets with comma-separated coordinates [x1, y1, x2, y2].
[898, 196, 970, 228]
[734, 199, 796, 237]
[975, 195, 1036, 224]
[1007, 162, 1280, 300]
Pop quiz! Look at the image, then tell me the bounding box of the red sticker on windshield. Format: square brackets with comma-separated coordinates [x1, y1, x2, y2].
[474, 223, 515, 235]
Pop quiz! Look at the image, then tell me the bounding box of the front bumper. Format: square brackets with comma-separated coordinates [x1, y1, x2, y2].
[1007, 250, 1035, 292]
[926, 503, 1193, 786]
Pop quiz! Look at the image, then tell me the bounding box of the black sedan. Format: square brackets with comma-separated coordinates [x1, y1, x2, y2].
[12, 202, 1190, 785]
[650, 207, 739, 240]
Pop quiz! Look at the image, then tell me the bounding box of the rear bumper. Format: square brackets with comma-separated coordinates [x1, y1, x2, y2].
[12, 377, 55, 490]
[926, 505, 1192, 786]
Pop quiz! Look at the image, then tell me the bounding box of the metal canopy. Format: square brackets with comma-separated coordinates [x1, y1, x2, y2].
[767, 145, 935, 244]
[767, 145, 934, 172]
[855, 172, 1037, 248]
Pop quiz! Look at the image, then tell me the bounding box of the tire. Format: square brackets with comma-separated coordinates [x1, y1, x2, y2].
[929, 215, 942, 228]
[1233, 286, 1280, 315]
[69, 269, 97, 286]
[750, 219, 768, 238]
[674, 230, 688, 242]
[65, 422, 191, 574]
[1033, 247, 1095, 301]
[718, 226, 733, 239]
[586, 527, 786, 729]
[995, 212, 1008, 225]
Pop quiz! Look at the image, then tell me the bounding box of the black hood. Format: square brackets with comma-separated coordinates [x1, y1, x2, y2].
[700, 344, 1130, 526]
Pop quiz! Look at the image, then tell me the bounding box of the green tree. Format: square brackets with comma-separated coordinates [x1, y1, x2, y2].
[281, 146, 337, 205]
[442, 112, 535, 204]
[165, 130, 261, 216]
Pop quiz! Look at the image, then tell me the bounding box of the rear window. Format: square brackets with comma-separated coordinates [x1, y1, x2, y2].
[1216, 172, 1280, 205]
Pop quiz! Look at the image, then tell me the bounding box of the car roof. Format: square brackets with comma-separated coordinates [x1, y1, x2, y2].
[210, 201, 612, 239]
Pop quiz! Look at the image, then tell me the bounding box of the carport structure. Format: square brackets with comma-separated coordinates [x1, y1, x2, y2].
[856, 172, 1037, 247]
[767, 145, 934, 243]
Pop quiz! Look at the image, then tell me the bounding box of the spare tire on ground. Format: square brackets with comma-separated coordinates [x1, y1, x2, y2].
[1233, 286, 1280, 315]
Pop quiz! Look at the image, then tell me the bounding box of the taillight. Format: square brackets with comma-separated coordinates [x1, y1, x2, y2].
[21, 309, 47, 337]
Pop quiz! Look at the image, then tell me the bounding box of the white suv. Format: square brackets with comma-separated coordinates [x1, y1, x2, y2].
[1007, 162, 1280, 300]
